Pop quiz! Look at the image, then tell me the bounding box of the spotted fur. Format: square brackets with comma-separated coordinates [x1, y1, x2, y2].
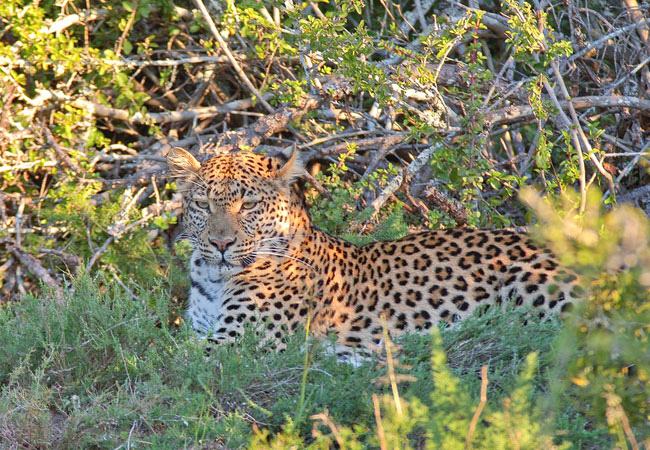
[168, 148, 581, 361]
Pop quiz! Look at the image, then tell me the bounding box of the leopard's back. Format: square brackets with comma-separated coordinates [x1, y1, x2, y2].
[307, 228, 580, 353]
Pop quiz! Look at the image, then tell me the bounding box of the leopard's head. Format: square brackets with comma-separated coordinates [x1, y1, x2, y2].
[168, 148, 305, 276]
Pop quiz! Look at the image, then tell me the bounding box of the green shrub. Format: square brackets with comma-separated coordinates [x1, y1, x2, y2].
[523, 188, 650, 444]
[3, 272, 615, 448]
[252, 330, 567, 449]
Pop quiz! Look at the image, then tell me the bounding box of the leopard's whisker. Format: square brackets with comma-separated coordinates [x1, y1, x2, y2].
[252, 234, 316, 245]
[252, 250, 314, 269]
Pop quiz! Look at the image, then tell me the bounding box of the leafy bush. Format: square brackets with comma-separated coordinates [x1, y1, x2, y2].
[253, 332, 567, 449]
[524, 189, 650, 443]
[0, 0, 183, 299]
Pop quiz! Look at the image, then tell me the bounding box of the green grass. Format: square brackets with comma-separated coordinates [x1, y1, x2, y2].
[0, 275, 614, 449]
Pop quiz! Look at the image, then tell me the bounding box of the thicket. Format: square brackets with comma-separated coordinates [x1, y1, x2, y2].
[1, 0, 649, 448]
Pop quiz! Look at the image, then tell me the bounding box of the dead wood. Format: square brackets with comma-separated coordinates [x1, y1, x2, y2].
[1, 238, 64, 304]
[423, 185, 469, 227]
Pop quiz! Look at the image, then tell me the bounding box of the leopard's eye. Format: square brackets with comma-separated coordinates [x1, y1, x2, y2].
[195, 200, 209, 209]
[241, 201, 256, 211]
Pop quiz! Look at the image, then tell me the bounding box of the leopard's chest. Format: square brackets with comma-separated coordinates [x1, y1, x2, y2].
[186, 254, 229, 336]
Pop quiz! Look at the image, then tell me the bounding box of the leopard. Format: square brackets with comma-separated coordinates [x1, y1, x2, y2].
[168, 147, 582, 362]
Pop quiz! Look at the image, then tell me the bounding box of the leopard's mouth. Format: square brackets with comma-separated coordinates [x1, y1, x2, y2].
[221, 251, 257, 268]
[199, 249, 237, 266]
[200, 248, 256, 271]
[205, 259, 244, 280]
[204, 257, 237, 268]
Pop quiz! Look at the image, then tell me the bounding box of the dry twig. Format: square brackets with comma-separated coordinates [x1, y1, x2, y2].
[373, 394, 388, 450]
[465, 365, 489, 450]
[73, 95, 271, 125]
[485, 95, 650, 127]
[193, 0, 275, 114]
[423, 185, 469, 226]
[1, 238, 64, 304]
[370, 141, 445, 218]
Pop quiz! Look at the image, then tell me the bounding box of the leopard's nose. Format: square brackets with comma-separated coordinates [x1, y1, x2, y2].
[208, 236, 236, 254]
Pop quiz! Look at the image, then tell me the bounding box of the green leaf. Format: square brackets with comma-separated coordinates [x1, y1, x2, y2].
[122, 40, 132, 55]
[115, 72, 129, 86]
[449, 168, 460, 184]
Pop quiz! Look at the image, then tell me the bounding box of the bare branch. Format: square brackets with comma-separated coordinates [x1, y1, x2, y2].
[39, 8, 109, 35]
[117, 55, 230, 67]
[370, 141, 445, 218]
[1, 238, 64, 304]
[193, 0, 275, 114]
[73, 95, 271, 124]
[465, 365, 489, 449]
[484, 95, 650, 126]
[209, 76, 351, 153]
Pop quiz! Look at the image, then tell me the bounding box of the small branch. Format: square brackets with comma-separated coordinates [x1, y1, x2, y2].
[233, 99, 322, 150]
[363, 134, 407, 176]
[541, 74, 587, 212]
[608, 55, 650, 91]
[479, 12, 510, 36]
[465, 365, 489, 450]
[39, 8, 109, 35]
[0, 160, 57, 173]
[413, 0, 427, 31]
[211, 76, 350, 152]
[84, 168, 163, 187]
[568, 17, 650, 64]
[1, 238, 64, 304]
[308, 2, 326, 19]
[114, 0, 140, 60]
[43, 124, 81, 172]
[73, 94, 271, 124]
[373, 394, 388, 450]
[303, 171, 332, 200]
[402, 181, 431, 222]
[193, 0, 275, 114]
[603, 140, 650, 202]
[319, 132, 408, 156]
[423, 185, 469, 226]
[86, 235, 114, 272]
[381, 316, 403, 418]
[38, 248, 83, 274]
[398, 0, 436, 35]
[548, 60, 616, 204]
[370, 141, 445, 218]
[299, 130, 373, 149]
[623, 0, 650, 49]
[484, 95, 650, 127]
[118, 55, 230, 67]
[310, 410, 345, 448]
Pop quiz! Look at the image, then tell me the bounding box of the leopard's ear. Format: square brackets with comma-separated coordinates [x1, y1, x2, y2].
[272, 145, 303, 183]
[167, 147, 201, 179]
